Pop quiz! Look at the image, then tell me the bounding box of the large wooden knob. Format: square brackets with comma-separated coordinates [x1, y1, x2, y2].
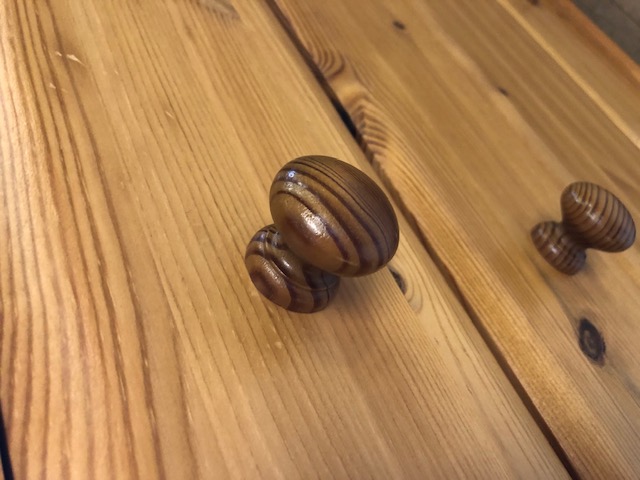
[246, 155, 399, 312]
[531, 182, 635, 274]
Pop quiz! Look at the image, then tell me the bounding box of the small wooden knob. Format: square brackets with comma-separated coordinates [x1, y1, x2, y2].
[531, 182, 636, 274]
[246, 155, 399, 312]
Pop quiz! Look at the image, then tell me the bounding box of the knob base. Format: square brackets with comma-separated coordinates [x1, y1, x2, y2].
[531, 221, 586, 275]
[245, 225, 340, 313]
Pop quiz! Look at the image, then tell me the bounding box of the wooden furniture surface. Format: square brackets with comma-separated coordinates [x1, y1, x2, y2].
[0, 0, 569, 478]
[0, 0, 636, 478]
[272, 0, 640, 477]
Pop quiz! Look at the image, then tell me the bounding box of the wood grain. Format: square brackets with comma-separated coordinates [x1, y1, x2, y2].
[501, 0, 640, 148]
[245, 224, 341, 313]
[564, 0, 640, 80]
[271, 0, 640, 476]
[0, 0, 567, 478]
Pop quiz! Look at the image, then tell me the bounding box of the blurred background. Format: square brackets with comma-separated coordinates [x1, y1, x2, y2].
[575, 0, 640, 61]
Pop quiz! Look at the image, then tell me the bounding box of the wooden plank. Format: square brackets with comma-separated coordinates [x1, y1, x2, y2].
[0, 0, 567, 477]
[572, 0, 640, 64]
[271, 0, 640, 477]
[501, 0, 640, 147]
[554, 0, 640, 84]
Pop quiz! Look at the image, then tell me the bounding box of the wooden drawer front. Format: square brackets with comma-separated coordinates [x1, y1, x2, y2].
[0, 0, 567, 478]
[272, 0, 640, 477]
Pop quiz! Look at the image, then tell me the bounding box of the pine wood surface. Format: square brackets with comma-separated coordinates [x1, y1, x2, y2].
[0, 0, 568, 478]
[272, 0, 640, 477]
[571, 0, 640, 68]
[502, 0, 640, 144]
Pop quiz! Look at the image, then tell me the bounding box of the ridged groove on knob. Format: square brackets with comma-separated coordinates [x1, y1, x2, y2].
[245, 225, 340, 313]
[531, 221, 586, 275]
[531, 181, 635, 275]
[269, 155, 399, 276]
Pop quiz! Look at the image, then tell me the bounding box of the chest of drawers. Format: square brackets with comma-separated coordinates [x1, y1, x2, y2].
[1, 0, 639, 478]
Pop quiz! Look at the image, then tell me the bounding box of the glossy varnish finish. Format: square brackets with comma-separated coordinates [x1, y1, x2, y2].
[532, 182, 636, 274]
[270, 156, 399, 277]
[0, 0, 567, 477]
[246, 155, 399, 313]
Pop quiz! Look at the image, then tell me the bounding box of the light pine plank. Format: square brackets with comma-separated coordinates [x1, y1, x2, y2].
[551, 0, 640, 84]
[0, 0, 566, 478]
[572, 0, 640, 63]
[502, 0, 640, 146]
[272, 0, 640, 477]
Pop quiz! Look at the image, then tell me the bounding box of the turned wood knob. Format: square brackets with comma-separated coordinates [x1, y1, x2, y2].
[245, 155, 399, 312]
[531, 182, 635, 274]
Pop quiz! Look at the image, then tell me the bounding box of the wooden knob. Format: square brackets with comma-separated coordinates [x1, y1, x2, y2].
[531, 182, 636, 274]
[246, 155, 399, 312]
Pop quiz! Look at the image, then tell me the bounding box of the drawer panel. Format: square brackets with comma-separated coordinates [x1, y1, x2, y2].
[272, 0, 640, 476]
[0, 0, 565, 477]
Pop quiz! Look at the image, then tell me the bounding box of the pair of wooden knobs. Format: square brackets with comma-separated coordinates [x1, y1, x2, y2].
[246, 156, 635, 312]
